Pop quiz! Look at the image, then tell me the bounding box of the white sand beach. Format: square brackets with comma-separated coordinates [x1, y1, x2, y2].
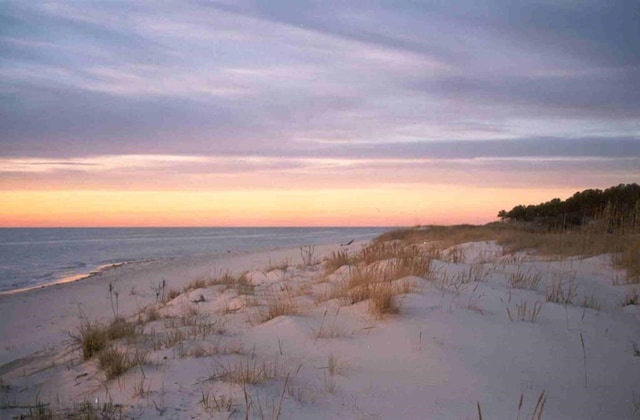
[1, 237, 639, 419]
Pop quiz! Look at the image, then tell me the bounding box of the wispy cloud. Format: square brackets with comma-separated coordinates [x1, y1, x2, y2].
[0, 0, 638, 207]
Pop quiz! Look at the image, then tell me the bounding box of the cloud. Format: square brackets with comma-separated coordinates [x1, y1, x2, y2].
[0, 0, 638, 192]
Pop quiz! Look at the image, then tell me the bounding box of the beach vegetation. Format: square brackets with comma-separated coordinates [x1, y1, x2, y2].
[208, 271, 255, 295]
[327, 353, 348, 376]
[77, 317, 137, 360]
[213, 357, 286, 386]
[164, 288, 181, 303]
[200, 389, 233, 414]
[183, 277, 207, 293]
[261, 293, 299, 322]
[506, 267, 543, 290]
[506, 300, 543, 322]
[377, 186, 640, 283]
[497, 183, 640, 231]
[300, 244, 317, 266]
[323, 249, 351, 274]
[98, 346, 148, 380]
[545, 272, 577, 304]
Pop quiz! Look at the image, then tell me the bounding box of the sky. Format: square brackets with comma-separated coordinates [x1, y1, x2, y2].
[1, 0, 639, 227]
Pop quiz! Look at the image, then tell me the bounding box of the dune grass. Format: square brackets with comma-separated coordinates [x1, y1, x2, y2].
[324, 250, 352, 274]
[319, 239, 433, 318]
[378, 224, 640, 283]
[261, 294, 299, 322]
[77, 317, 137, 360]
[98, 346, 148, 380]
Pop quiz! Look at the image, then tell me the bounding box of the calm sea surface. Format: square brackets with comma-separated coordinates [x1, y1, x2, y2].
[0, 227, 390, 293]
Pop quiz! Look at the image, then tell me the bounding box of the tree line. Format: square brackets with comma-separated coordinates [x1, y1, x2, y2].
[497, 183, 640, 232]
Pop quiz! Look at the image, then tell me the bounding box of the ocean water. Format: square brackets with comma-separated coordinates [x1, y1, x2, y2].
[0, 227, 389, 293]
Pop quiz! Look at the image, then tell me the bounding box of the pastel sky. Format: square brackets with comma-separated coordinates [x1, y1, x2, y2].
[1, 1, 639, 227]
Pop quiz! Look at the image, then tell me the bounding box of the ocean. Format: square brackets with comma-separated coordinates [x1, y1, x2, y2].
[0, 227, 390, 293]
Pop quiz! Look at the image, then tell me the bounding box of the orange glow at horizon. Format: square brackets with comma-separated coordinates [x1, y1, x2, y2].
[0, 186, 575, 227]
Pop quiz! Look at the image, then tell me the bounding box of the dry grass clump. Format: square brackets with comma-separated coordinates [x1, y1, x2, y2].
[313, 322, 349, 340]
[356, 241, 420, 265]
[78, 322, 109, 360]
[327, 353, 349, 376]
[331, 266, 404, 318]
[387, 255, 432, 279]
[75, 316, 146, 379]
[506, 300, 543, 322]
[162, 309, 226, 337]
[77, 317, 137, 360]
[325, 242, 431, 317]
[545, 272, 577, 304]
[581, 295, 601, 311]
[98, 346, 148, 380]
[506, 267, 543, 290]
[324, 250, 352, 274]
[368, 283, 400, 318]
[164, 288, 181, 302]
[179, 341, 244, 358]
[260, 293, 299, 322]
[144, 306, 161, 323]
[209, 271, 254, 295]
[184, 277, 208, 293]
[347, 254, 431, 289]
[214, 357, 284, 385]
[200, 390, 234, 414]
[377, 224, 516, 247]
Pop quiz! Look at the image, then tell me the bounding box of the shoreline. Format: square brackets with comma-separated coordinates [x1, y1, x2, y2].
[0, 241, 362, 364]
[0, 227, 384, 296]
[0, 262, 125, 297]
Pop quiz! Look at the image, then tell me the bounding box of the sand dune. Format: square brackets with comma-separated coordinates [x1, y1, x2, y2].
[1, 239, 639, 419]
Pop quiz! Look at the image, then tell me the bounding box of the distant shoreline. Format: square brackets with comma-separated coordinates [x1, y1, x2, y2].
[0, 261, 128, 296]
[0, 226, 389, 295]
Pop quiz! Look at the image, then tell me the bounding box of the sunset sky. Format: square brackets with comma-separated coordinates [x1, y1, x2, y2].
[1, 1, 639, 227]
